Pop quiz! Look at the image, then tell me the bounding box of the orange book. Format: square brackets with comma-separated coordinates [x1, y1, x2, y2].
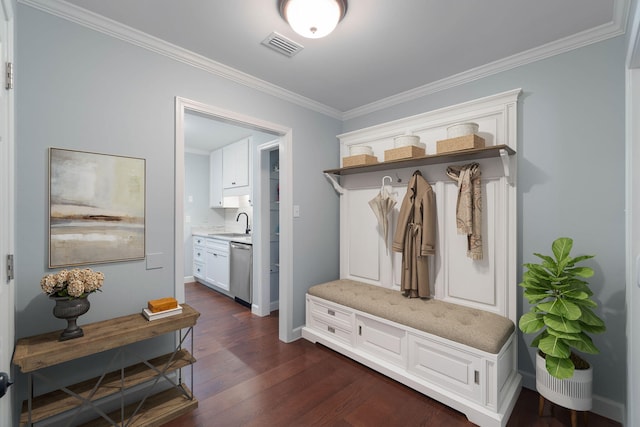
[147, 297, 178, 313]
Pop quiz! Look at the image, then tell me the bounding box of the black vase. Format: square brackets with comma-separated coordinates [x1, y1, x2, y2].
[50, 295, 90, 341]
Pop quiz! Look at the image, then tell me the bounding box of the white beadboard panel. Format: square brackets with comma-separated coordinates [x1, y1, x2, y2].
[441, 180, 499, 311]
[346, 189, 381, 281]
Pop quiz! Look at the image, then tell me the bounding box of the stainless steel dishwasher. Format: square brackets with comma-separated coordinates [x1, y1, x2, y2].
[229, 242, 252, 307]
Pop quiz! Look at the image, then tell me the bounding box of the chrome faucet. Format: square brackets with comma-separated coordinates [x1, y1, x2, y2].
[236, 212, 250, 234]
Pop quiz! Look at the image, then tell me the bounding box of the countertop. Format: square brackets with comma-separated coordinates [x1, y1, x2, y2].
[193, 231, 252, 245]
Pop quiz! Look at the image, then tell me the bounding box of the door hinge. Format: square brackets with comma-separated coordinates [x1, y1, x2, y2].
[5, 62, 13, 90]
[6, 254, 13, 281]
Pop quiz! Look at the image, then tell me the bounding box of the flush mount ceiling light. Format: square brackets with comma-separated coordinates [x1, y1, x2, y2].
[278, 0, 348, 39]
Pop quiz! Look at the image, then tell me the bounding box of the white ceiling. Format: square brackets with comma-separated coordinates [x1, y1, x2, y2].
[54, 0, 627, 116]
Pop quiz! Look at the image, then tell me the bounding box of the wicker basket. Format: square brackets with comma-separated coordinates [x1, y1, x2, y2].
[436, 134, 485, 154]
[342, 154, 378, 167]
[384, 145, 426, 161]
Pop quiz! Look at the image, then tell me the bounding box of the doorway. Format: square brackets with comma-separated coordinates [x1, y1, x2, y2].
[174, 97, 295, 342]
[254, 141, 280, 316]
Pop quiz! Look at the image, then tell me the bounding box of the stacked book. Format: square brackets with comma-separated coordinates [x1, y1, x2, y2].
[142, 297, 182, 321]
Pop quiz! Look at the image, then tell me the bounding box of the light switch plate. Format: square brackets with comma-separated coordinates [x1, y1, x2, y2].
[293, 205, 300, 217]
[146, 253, 165, 270]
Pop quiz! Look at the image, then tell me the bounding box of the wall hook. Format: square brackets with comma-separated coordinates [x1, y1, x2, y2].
[395, 172, 402, 183]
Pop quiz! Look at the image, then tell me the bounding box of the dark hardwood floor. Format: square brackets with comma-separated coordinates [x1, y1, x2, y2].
[164, 282, 620, 427]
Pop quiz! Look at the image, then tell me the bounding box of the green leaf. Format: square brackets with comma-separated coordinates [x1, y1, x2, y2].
[545, 354, 575, 379]
[531, 330, 548, 348]
[539, 334, 571, 358]
[579, 322, 606, 334]
[570, 254, 595, 265]
[572, 298, 597, 308]
[546, 328, 582, 340]
[568, 266, 594, 278]
[533, 253, 556, 268]
[561, 289, 589, 300]
[519, 312, 545, 333]
[538, 299, 582, 320]
[579, 307, 606, 327]
[552, 238, 573, 263]
[523, 289, 551, 304]
[565, 332, 600, 354]
[526, 265, 553, 282]
[543, 313, 581, 333]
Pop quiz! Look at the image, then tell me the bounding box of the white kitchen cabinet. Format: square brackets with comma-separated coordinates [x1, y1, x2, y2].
[209, 148, 223, 208]
[205, 238, 230, 291]
[193, 235, 206, 280]
[223, 138, 249, 189]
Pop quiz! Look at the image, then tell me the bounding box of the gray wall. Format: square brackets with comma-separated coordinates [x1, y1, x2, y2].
[343, 36, 627, 410]
[15, 0, 340, 358]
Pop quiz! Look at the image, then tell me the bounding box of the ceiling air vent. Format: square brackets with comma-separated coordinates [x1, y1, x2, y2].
[261, 32, 303, 57]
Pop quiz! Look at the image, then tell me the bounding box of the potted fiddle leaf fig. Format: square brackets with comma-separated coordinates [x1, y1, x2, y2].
[518, 237, 606, 411]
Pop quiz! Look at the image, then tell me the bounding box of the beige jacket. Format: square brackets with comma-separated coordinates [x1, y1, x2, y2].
[391, 171, 436, 298]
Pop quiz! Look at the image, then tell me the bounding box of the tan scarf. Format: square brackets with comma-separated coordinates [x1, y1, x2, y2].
[447, 163, 483, 260]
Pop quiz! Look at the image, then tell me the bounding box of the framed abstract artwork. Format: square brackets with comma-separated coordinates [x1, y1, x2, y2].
[48, 148, 146, 267]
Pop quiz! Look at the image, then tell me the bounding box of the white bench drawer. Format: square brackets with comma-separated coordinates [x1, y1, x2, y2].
[408, 333, 482, 402]
[356, 315, 407, 367]
[309, 298, 353, 329]
[310, 315, 352, 344]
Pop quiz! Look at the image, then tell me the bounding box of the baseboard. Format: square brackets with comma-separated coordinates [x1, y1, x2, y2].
[291, 325, 303, 341]
[518, 369, 624, 423]
[591, 395, 625, 424]
[183, 275, 194, 284]
[270, 300, 279, 312]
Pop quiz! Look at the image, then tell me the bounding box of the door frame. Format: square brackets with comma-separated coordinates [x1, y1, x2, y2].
[174, 97, 295, 342]
[254, 139, 280, 316]
[0, 0, 14, 423]
[627, 4, 640, 425]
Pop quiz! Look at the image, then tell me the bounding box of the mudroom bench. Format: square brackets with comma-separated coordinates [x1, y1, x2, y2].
[301, 279, 522, 427]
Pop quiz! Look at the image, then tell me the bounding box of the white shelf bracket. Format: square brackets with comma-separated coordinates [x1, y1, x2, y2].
[324, 172, 345, 195]
[499, 149, 514, 185]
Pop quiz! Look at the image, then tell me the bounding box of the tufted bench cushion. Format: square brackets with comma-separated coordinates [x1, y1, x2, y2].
[308, 279, 514, 354]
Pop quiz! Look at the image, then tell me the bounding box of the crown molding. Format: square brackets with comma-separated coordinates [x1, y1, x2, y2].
[20, 0, 629, 121]
[343, 0, 630, 120]
[18, 0, 344, 120]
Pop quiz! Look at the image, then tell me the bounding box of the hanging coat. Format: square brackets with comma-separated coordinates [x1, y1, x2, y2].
[391, 171, 436, 298]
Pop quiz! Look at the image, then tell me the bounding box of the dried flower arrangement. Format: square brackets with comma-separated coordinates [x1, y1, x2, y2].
[41, 268, 104, 299]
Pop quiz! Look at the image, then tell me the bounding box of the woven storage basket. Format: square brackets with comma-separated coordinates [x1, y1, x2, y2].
[384, 145, 426, 161]
[436, 134, 485, 154]
[342, 154, 378, 167]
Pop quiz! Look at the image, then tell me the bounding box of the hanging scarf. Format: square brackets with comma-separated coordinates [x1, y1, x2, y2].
[447, 163, 483, 260]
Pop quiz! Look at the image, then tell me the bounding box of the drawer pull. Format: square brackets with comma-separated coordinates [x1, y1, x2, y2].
[327, 326, 335, 334]
[358, 326, 362, 336]
[327, 309, 335, 316]
[474, 370, 480, 384]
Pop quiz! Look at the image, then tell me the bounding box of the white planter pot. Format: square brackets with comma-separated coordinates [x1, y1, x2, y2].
[536, 352, 593, 411]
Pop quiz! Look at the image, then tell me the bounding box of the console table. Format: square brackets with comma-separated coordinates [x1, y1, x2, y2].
[12, 304, 200, 426]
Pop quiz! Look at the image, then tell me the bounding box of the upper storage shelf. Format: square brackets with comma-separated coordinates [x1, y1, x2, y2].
[324, 145, 515, 176]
